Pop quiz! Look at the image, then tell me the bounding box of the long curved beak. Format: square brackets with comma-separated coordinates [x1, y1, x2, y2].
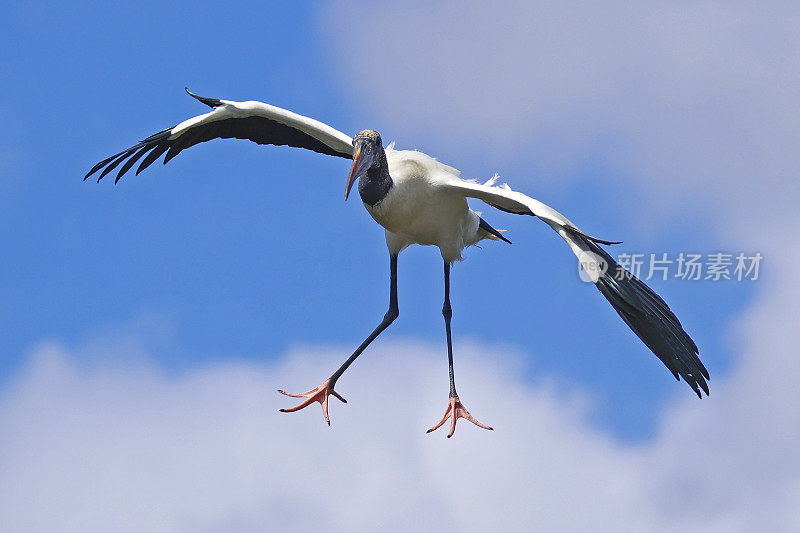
[345, 146, 375, 201]
[345, 147, 361, 201]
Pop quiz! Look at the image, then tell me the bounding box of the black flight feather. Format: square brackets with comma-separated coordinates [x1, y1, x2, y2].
[485, 201, 707, 396]
[581, 238, 709, 397]
[86, 91, 352, 183]
[185, 87, 223, 108]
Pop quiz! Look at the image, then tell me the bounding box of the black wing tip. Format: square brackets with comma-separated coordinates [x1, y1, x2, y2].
[564, 226, 621, 246]
[185, 87, 223, 108]
[86, 127, 175, 183]
[683, 366, 710, 398]
[583, 239, 711, 398]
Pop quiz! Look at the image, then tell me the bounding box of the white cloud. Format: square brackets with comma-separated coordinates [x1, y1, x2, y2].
[5, 3, 800, 531]
[318, 2, 800, 530]
[321, 0, 800, 232]
[0, 333, 798, 532]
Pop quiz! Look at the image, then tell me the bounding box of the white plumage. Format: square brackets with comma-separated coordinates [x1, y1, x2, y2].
[377, 147, 600, 268]
[87, 90, 709, 437]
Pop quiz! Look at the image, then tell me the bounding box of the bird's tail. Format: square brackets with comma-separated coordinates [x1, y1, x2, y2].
[478, 217, 511, 244]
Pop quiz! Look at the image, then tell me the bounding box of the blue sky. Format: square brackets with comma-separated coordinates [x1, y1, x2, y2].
[3, 2, 799, 531]
[0, 2, 752, 441]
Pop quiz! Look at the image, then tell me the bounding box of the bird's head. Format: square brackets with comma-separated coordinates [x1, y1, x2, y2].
[345, 130, 385, 201]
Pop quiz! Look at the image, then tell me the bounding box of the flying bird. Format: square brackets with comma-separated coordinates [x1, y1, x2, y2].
[86, 89, 709, 437]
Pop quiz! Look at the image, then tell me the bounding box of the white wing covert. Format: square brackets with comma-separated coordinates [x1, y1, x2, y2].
[85, 89, 354, 183]
[444, 176, 710, 397]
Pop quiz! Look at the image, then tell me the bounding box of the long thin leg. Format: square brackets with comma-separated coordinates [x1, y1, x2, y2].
[443, 261, 457, 398]
[328, 253, 399, 388]
[427, 260, 492, 437]
[279, 253, 399, 424]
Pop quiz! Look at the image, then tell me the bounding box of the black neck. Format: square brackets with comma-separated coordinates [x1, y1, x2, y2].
[358, 149, 392, 206]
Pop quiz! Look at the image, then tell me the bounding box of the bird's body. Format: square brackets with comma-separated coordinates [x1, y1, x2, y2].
[87, 89, 709, 437]
[370, 148, 489, 261]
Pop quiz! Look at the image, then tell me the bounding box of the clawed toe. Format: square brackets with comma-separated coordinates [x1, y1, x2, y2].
[278, 379, 346, 425]
[427, 395, 493, 438]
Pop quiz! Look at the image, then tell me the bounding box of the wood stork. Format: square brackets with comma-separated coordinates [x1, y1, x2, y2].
[86, 89, 709, 437]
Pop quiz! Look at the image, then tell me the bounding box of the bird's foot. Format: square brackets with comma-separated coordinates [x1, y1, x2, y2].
[278, 379, 346, 425]
[426, 395, 493, 438]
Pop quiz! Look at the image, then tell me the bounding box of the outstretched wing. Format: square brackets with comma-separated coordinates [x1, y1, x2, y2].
[85, 89, 354, 183]
[444, 176, 710, 398]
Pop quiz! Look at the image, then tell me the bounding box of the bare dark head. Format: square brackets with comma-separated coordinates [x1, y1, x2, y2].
[345, 129, 386, 201]
[353, 129, 382, 146]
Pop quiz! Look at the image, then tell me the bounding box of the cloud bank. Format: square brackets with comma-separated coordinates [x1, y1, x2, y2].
[322, 0, 800, 230]
[0, 330, 797, 532]
[3, 2, 799, 531]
